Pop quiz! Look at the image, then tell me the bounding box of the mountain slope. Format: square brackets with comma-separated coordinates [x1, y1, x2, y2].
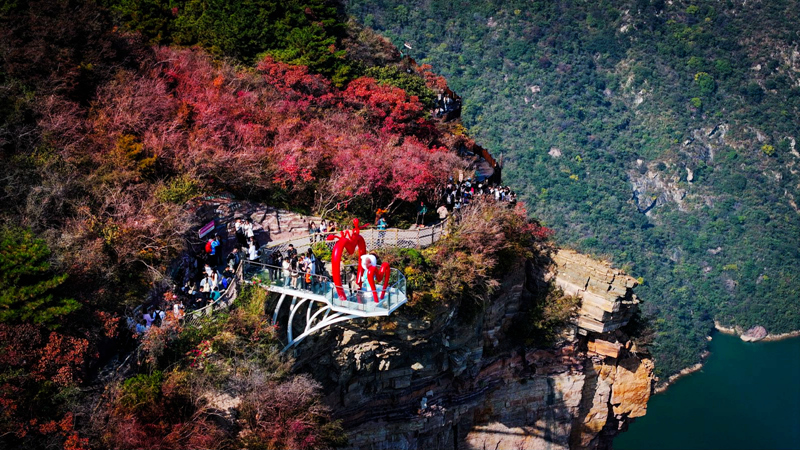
[345, 0, 800, 376]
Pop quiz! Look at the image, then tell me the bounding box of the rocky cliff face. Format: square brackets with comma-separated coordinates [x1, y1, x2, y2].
[292, 255, 653, 450]
[552, 250, 639, 335]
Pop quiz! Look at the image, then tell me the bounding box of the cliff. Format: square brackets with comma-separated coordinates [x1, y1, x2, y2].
[292, 253, 653, 450]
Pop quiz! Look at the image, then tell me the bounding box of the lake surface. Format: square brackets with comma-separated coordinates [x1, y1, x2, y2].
[615, 333, 800, 450]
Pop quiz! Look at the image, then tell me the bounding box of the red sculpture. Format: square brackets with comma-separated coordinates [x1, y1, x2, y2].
[327, 219, 391, 303]
[327, 219, 367, 302]
[367, 262, 392, 302]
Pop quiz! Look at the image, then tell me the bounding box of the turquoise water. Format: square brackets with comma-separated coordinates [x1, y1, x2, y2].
[615, 333, 800, 450]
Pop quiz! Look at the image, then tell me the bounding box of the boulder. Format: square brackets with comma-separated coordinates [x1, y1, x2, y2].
[741, 326, 768, 342]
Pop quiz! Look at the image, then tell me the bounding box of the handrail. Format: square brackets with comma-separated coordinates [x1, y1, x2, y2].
[182, 262, 243, 325]
[262, 221, 447, 260]
[242, 260, 406, 308]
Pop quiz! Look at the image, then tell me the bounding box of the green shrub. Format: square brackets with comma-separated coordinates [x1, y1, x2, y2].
[312, 241, 333, 262]
[117, 372, 163, 418]
[364, 66, 436, 106]
[694, 72, 715, 95]
[0, 227, 79, 327]
[155, 175, 200, 204]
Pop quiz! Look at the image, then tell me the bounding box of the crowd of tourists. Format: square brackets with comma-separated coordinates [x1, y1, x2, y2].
[130, 218, 267, 335]
[261, 244, 329, 295]
[306, 219, 338, 243]
[433, 91, 461, 119]
[131, 293, 186, 335]
[442, 177, 517, 213]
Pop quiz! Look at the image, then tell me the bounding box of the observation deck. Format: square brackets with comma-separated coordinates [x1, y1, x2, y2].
[243, 261, 406, 351]
[166, 222, 446, 352]
[241, 222, 444, 351]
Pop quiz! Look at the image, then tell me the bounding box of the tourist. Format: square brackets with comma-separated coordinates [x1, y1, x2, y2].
[437, 205, 448, 221]
[308, 221, 317, 243]
[244, 219, 255, 243]
[226, 247, 241, 269]
[143, 307, 155, 328]
[282, 256, 292, 287]
[290, 258, 299, 289]
[297, 256, 307, 290]
[347, 266, 358, 297]
[309, 253, 318, 293]
[209, 271, 220, 291]
[173, 301, 185, 321]
[304, 263, 312, 292]
[286, 244, 297, 260]
[328, 221, 337, 233]
[305, 248, 316, 264]
[211, 236, 221, 257]
[377, 216, 388, 246]
[153, 305, 165, 327]
[135, 319, 148, 335]
[320, 220, 328, 238]
[416, 201, 427, 227]
[268, 250, 281, 280]
[235, 218, 246, 250]
[204, 236, 214, 262]
[247, 238, 259, 261]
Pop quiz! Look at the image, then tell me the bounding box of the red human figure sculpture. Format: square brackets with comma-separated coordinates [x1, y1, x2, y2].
[327, 219, 367, 302]
[367, 262, 392, 302]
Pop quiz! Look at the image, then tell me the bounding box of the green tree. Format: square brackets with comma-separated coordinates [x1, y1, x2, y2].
[107, 0, 176, 45]
[0, 227, 79, 327]
[694, 72, 715, 95]
[364, 65, 436, 105]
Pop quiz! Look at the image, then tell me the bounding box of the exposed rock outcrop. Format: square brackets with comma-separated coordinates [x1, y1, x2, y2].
[291, 255, 653, 450]
[741, 326, 768, 342]
[552, 250, 639, 334]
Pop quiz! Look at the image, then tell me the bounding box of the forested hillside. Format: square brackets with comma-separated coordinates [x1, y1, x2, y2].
[345, 0, 800, 376]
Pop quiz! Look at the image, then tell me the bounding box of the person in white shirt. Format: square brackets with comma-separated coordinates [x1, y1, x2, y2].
[437, 205, 449, 220]
[248, 240, 258, 260]
[245, 219, 255, 240]
[282, 257, 291, 286]
[209, 272, 219, 291]
[172, 301, 184, 320]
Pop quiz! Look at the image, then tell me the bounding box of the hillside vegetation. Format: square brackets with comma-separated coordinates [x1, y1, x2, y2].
[345, 0, 800, 376]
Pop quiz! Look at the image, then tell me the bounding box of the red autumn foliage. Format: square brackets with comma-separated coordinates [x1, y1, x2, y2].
[415, 63, 449, 91]
[342, 76, 425, 134]
[257, 55, 332, 99]
[44, 47, 462, 208]
[102, 370, 228, 450]
[240, 375, 339, 450]
[34, 332, 94, 386]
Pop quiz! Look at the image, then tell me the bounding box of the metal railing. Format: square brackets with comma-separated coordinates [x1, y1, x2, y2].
[263, 221, 448, 261]
[182, 262, 243, 326]
[241, 260, 407, 316]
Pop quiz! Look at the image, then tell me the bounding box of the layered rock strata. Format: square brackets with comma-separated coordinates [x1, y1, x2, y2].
[552, 250, 639, 334]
